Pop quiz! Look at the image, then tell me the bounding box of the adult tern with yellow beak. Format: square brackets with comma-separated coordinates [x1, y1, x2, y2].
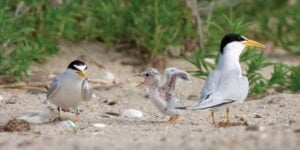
[178, 33, 265, 126]
[45, 60, 92, 121]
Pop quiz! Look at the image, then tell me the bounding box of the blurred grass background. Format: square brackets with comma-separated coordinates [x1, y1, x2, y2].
[0, 0, 299, 95]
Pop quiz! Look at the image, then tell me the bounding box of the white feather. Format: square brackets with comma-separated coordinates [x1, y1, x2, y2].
[74, 64, 86, 71]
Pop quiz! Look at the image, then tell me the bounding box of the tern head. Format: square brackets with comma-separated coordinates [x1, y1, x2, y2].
[220, 33, 265, 55]
[136, 68, 160, 87]
[67, 60, 88, 78]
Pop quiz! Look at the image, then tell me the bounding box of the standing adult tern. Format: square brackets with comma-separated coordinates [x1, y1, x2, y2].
[46, 60, 92, 121]
[179, 33, 265, 125]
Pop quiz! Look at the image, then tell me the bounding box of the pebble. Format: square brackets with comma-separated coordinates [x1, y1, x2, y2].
[122, 109, 143, 118]
[93, 123, 106, 128]
[0, 95, 3, 102]
[99, 71, 115, 81]
[57, 120, 76, 128]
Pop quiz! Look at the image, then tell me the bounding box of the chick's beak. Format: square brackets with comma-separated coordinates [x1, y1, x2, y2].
[135, 72, 146, 87]
[78, 70, 86, 78]
[136, 81, 145, 87]
[242, 40, 266, 49]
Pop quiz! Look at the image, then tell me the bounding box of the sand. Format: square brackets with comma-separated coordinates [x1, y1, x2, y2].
[0, 42, 299, 150]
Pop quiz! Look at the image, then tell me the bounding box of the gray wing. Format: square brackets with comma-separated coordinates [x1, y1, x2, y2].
[46, 75, 61, 99]
[161, 68, 189, 108]
[200, 70, 221, 100]
[215, 72, 249, 101]
[81, 78, 92, 101]
[162, 68, 190, 92]
[198, 70, 249, 109]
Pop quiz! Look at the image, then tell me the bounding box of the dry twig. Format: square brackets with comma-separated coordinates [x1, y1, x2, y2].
[0, 79, 112, 89]
[185, 0, 204, 50]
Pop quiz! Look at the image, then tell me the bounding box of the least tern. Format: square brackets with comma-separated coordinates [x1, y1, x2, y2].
[137, 67, 190, 123]
[46, 60, 92, 121]
[179, 33, 265, 126]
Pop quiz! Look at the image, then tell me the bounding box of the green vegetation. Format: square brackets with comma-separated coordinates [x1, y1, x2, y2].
[183, 0, 300, 96]
[184, 47, 300, 98]
[195, 0, 300, 54]
[0, 0, 299, 96]
[0, 0, 59, 77]
[0, 0, 195, 78]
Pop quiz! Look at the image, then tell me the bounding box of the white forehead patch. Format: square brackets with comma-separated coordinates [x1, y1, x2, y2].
[74, 64, 86, 71]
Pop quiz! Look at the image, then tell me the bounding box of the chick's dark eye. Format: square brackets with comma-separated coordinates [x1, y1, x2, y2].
[145, 73, 149, 77]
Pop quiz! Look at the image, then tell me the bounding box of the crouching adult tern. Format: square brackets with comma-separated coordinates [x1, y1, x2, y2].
[45, 60, 92, 121]
[137, 67, 190, 123]
[178, 33, 265, 126]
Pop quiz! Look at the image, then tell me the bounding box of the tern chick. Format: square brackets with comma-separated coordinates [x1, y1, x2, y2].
[137, 67, 190, 123]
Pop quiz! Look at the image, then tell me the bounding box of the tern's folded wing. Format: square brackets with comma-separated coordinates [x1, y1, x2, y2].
[47, 76, 61, 99]
[81, 78, 92, 101]
[196, 70, 249, 109]
[200, 70, 221, 100]
[215, 71, 249, 101]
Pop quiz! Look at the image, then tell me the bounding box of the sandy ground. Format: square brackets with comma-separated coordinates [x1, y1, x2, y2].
[0, 42, 299, 150]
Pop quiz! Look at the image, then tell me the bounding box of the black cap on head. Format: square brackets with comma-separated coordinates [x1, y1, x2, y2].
[220, 33, 247, 54]
[67, 60, 87, 71]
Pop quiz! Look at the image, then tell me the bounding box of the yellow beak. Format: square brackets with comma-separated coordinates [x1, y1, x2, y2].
[78, 71, 86, 78]
[242, 40, 266, 49]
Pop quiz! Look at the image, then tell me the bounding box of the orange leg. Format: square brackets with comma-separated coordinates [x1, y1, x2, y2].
[225, 108, 230, 126]
[167, 116, 174, 123]
[167, 115, 180, 124]
[211, 111, 215, 125]
[57, 107, 62, 118]
[172, 115, 180, 123]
